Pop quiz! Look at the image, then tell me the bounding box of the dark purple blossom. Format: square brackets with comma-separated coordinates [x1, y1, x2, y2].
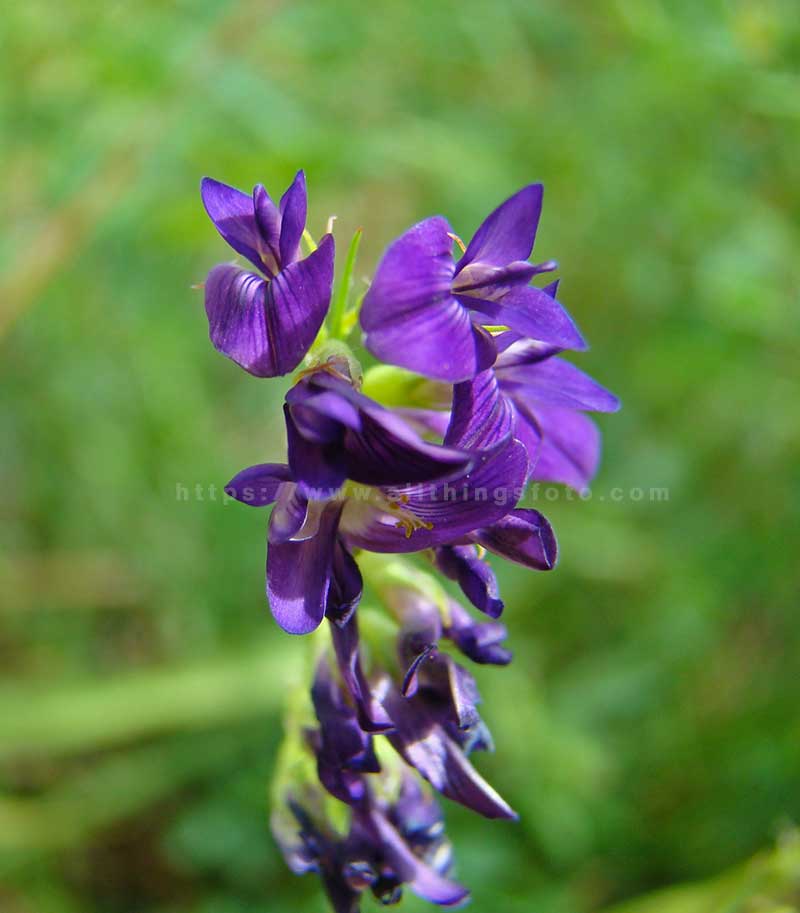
[360, 186, 586, 382]
[225, 366, 533, 634]
[201, 172, 334, 376]
[275, 788, 468, 913]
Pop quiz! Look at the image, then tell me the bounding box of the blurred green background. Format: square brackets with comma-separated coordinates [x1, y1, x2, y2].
[2, 0, 799, 911]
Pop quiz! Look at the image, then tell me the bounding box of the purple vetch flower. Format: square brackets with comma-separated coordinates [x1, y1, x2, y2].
[369, 587, 516, 820]
[360, 185, 586, 383]
[201, 172, 335, 376]
[225, 365, 533, 635]
[275, 780, 468, 911]
[307, 657, 381, 804]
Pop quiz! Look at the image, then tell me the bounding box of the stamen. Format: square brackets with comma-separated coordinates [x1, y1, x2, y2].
[326, 214, 338, 234]
[387, 498, 434, 538]
[447, 231, 467, 254]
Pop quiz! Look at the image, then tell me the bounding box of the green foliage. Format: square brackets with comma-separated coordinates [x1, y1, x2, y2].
[1, 1, 799, 911]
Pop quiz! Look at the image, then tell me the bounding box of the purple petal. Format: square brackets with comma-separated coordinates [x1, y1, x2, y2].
[445, 599, 512, 666]
[329, 611, 394, 733]
[393, 408, 451, 440]
[200, 177, 264, 274]
[361, 217, 495, 382]
[224, 462, 293, 506]
[204, 265, 271, 375]
[435, 545, 504, 618]
[279, 170, 307, 267]
[453, 258, 551, 298]
[342, 439, 528, 553]
[472, 508, 557, 571]
[383, 688, 517, 820]
[311, 374, 474, 487]
[370, 809, 469, 907]
[445, 369, 514, 451]
[495, 335, 563, 364]
[465, 283, 587, 351]
[286, 403, 347, 497]
[266, 503, 343, 634]
[344, 406, 473, 488]
[526, 404, 602, 490]
[266, 233, 335, 373]
[456, 184, 543, 270]
[499, 356, 620, 413]
[401, 644, 438, 698]
[327, 540, 363, 626]
[268, 483, 310, 543]
[252, 184, 281, 276]
[311, 658, 379, 804]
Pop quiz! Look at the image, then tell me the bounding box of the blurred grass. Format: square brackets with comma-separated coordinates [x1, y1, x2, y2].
[1, 0, 799, 911]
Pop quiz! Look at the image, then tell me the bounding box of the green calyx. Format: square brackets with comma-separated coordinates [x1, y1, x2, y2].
[362, 364, 449, 410]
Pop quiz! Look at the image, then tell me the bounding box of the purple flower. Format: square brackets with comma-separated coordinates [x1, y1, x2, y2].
[201, 172, 334, 376]
[225, 367, 531, 635]
[360, 185, 586, 382]
[276, 783, 468, 912]
[308, 657, 380, 805]
[372, 589, 516, 820]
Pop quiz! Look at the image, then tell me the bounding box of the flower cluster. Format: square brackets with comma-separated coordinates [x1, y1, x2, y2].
[200, 172, 618, 911]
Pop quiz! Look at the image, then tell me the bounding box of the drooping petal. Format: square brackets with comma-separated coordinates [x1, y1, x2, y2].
[525, 404, 602, 490]
[445, 599, 512, 666]
[224, 462, 293, 506]
[279, 170, 307, 267]
[327, 539, 363, 627]
[266, 232, 335, 373]
[465, 283, 587, 351]
[266, 503, 343, 634]
[383, 687, 517, 820]
[472, 508, 557, 571]
[200, 177, 264, 273]
[498, 355, 621, 413]
[445, 369, 514, 451]
[361, 216, 495, 382]
[369, 809, 469, 908]
[329, 610, 394, 733]
[435, 545, 504, 618]
[310, 658, 379, 805]
[456, 184, 543, 271]
[342, 438, 528, 553]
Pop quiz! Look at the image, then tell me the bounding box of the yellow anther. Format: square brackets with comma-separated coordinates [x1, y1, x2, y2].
[387, 498, 434, 538]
